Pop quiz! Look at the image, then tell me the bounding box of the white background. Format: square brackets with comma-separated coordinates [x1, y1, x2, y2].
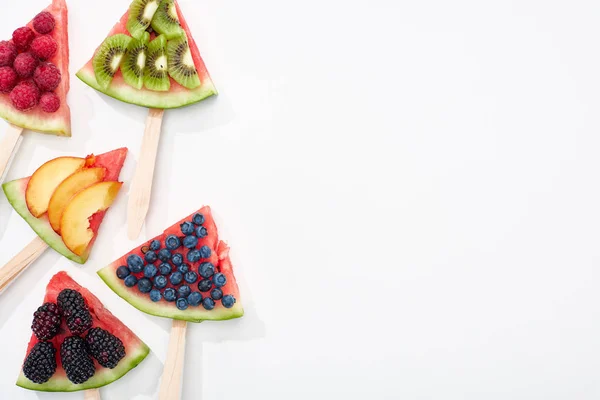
[0, 0, 599, 399]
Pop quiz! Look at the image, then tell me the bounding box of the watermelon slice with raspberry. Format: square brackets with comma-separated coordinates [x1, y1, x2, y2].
[98, 206, 243, 322]
[1, 148, 127, 264]
[16, 271, 149, 392]
[76, 0, 216, 109]
[0, 0, 71, 136]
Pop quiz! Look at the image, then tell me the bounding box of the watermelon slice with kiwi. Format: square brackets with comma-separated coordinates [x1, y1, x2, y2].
[17, 271, 149, 392]
[0, 0, 71, 136]
[76, 0, 216, 109]
[98, 206, 243, 322]
[1, 148, 127, 264]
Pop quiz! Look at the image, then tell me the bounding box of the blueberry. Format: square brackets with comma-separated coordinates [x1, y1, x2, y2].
[178, 264, 189, 274]
[195, 226, 208, 238]
[170, 272, 183, 286]
[176, 298, 189, 310]
[199, 262, 215, 278]
[124, 275, 138, 287]
[163, 288, 176, 302]
[154, 275, 168, 289]
[213, 273, 227, 288]
[159, 263, 172, 275]
[199, 245, 211, 259]
[183, 235, 198, 249]
[144, 264, 158, 278]
[180, 221, 195, 235]
[165, 235, 181, 250]
[184, 271, 198, 284]
[150, 289, 162, 302]
[158, 248, 171, 262]
[188, 292, 202, 306]
[138, 278, 152, 293]
[210, 288, 223, 300]
[127, 254, 144, 273]
[150, 240, 161, 251]
[171, 253, 183, 266]
[202, 297, 215, 310]
[178, 285, 191, 298]
[221, 295, 236, 308]
[145, 251, 158, 263]
[192, 213, 205, 225]
[116, 266, 130, 279]
[198, 278, 212, 292]
[187, 249, 201, 263]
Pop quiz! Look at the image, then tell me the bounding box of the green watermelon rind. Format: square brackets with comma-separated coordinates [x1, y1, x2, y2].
[2, 178, 86, 264]
[16, 342, 149, 392]
[0, 107, 70, 136]
[98, 267, 244, 323]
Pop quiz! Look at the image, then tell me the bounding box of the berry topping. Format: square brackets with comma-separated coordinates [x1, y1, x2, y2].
[116, 266, 130, 279]
[184, 271, 198, 284]
[158, 263, 171, 275]
[213, 273, 227, 288]
[198, 278, 212, 292]
[221, 295, 236, 309]
[31, 302, 61, 341]
[177, 285, 191, 298]
[182, 235, 197, 249]
[39, 92, 60, 113]
[158, 248, 171, 261]
[0, 41, 17, 67]
[154, 275, 168, 289]
[65, 308, 93, 335]
[57, 290, 92, 335]
[177, 264, 189, 274]
[124, 275, 138, 287]
[210, 288, 223, 300]
[30, 35, 57, 60]
[127, 254, 144, 273]
[150, 289, 162, 302]
[85, 327, 126, 369]
[187, 292, 202, 306]
[60, 336, 95, 384]
[10, 80, 40, 111]
[202, 297, 215, 310]
[169, 271, 183, 285]
[165, 235, 181, 250]
[144, 250, 157, 263]
[0, 66, 17, 93]
[14, 52, 39, 78]
[196, 226, 208, 238]
[33, 62, 61, 91]
[176, 298, 189, 310]
[171, 253, 183, 266]
[199, 262, 215, 279]
[199, 245, 211, 259]
[33, 11, 56, 34]
[12, 27, 35, 51]
[144, 264, 158, 278]
[192, 213, 205, 225]
[138, 278, 153, 293]
[180, 221, 194, 235]
[149, 239, 160, 251]
[163, 288, 176, 302]
[187, 249, 200, 263]
[23, 342, 56, 384]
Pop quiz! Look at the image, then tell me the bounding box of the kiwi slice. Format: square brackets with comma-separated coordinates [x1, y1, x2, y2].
[151, 0, 184, 39]
[167, 35, 200, 89]
[144, 35, 170, 91]
[126, 0, 160, 40]
[93, 34, 132, 89]
[122, 32, 150, 90]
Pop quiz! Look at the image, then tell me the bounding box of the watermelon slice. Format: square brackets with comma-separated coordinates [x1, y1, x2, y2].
[98, 206, 243, 322]
[76, 0, 216, 109]
[0, 0, 71, 136]
[1, 148, 127, 264]
[16, 271, 149, 392]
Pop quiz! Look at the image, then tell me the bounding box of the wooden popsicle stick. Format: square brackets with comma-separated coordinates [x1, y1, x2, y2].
[0, 236, 48, 293]
[0, 124, 24, 184]
[127, 108, 165, 240]
[158, 319, 188, 400]
[83, 388, 101, 400]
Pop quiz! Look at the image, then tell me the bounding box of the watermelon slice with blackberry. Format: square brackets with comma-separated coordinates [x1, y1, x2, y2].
[98, 206, 243, 322]
[17, 271, 150, 391]
[0, 0, 71, 136]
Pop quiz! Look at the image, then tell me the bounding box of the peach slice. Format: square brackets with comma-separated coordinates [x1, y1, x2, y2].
[48, 167, 107, 233]
[60, 181, 123, 256]
[25, 157, 86, 217]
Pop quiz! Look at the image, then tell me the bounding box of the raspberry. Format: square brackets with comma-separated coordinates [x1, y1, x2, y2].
[40, 92, 60, 113]
[33, 11, 55, 34]
[30, 35, 57, 61]
[12, 27, 35, 51]
[85, 327, 126, 368]
[14, 52, 39, 78]
[10, 81, 40, 111]
[31, 302, 61, 340]
[0, 41, 17, 67]
[23, 342, 57, 384]
[0, 66, 18, 93]
[60, 336, 95, 384]
[34, 62, 61, 91]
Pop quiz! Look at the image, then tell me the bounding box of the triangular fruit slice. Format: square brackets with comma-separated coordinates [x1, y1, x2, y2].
[17, 271, 150, 392]
[0, 0, 71, 136]
[1, 148, 127, 264]
[76, 0, 217, 109]
[98, 206, 243, 323]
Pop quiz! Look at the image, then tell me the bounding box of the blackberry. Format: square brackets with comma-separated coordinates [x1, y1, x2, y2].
[57, 289, 85, 315]
[57, 289, 93, 335]
[60, 336, 95, 384]
[85, 327, 126, 369]
[23, 342, 56, 384]
[31, 302, 61, 340]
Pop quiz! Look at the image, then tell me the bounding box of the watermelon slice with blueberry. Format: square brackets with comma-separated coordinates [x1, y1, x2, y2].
[76, 0, 217, 109]
[2, 148, 127, 264]
[0, 0, 71, 136]
[98, 206, 243, 322]
[17, 271, 149, 392]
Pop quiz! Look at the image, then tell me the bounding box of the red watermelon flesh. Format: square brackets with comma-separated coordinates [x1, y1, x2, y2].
[98, 206, 243, 322]
[16, 271, 149, 392]
[0, 0, 71, 136]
